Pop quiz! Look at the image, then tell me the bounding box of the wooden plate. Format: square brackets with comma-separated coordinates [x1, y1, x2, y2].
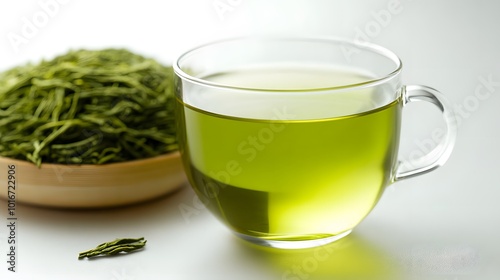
[0, 152, 186, 208]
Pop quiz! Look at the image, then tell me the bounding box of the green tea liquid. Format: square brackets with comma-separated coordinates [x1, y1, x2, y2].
[176, 66, 401, 240]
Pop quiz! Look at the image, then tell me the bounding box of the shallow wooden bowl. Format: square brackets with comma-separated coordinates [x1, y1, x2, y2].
[0, 152, 186, 208]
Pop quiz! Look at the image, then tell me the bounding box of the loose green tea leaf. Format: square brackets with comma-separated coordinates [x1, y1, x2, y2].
[0, 49, 177, 166]
[78, 237, 147, 259]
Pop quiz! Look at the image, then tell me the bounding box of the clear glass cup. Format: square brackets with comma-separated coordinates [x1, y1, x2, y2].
[173, 37, 457, 249]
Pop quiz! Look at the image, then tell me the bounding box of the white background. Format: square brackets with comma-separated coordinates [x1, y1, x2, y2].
[1, 0, 500, 279]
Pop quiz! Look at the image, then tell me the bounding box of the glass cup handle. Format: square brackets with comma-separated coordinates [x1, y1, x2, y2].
[394, 85, 457, 181]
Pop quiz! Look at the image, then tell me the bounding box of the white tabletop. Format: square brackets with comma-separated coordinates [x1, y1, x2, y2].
[1, 1, 500, 279]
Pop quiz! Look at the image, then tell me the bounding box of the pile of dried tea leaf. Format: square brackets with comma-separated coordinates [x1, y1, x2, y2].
[0, 49, 177, 166]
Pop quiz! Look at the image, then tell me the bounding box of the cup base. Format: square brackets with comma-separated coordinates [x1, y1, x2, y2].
[234, 229, 353, 249]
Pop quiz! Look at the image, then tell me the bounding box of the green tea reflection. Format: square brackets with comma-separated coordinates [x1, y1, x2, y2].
[236, 234, 403, 280]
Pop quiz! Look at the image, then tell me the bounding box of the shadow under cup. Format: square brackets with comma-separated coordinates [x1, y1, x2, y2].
[173, 37, 456, 249]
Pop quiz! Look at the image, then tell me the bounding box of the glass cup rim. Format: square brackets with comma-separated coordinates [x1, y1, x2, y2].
[173, 36, 403, 93]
